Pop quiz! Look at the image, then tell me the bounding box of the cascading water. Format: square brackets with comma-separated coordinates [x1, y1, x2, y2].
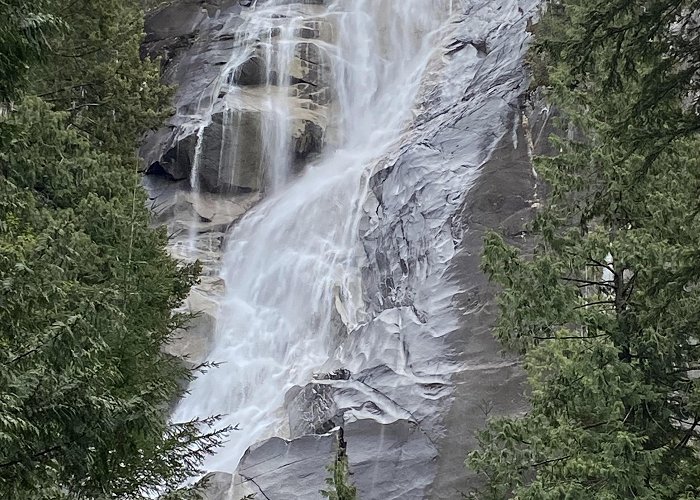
[172, 0, 455, 474]
[176, 3, 315, 259]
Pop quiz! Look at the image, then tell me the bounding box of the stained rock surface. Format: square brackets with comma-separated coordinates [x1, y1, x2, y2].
[141, 0, 331, 193]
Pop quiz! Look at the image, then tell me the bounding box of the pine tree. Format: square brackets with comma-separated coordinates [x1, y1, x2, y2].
[534, 0, 700, 155]
[467, 1, 700, 498]
[321, 434, 357, 500]
[0, 0, 58, 101]
[0, 1, 227, 498]
[30, 0, 173, 156]
[321, 455, 357, 500]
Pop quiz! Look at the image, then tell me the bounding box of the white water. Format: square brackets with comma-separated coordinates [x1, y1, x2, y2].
[172, 0, 455, 473]
[180, 2, 314, 257]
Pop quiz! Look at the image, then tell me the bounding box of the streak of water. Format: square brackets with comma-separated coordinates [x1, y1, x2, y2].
[173, 0, 455, 473]
[180, 2, 317, 256]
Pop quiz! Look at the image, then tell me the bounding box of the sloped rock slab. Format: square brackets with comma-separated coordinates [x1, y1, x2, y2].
[345, 419, 437, 500]
[233, 431, 338, 499]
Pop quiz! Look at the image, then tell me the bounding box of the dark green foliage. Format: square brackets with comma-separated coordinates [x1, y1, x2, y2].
[321, 438, 357, 500]
[467, 1, 700, 498]
[0, 1, 226, 498]
[533, 0, 700, 152]
[32, 0, 173, 156]
[0, 0, 59, 101]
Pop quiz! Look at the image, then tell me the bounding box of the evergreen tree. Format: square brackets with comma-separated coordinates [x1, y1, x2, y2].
[0, 1, 227, 498]
[534, 0, 700, 155]
[321, 452, 357, 500]
[468, 1, 700, 498]
[0, 0, 58, 101]
[31, 0, 173, 156]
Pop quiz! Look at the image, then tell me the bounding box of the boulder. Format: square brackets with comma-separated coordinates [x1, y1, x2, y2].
[230, 55, 266, 86]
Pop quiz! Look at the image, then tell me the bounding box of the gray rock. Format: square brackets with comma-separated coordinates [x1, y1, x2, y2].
[345, 419, 437, 500]
[431, 110, 534, 500]
[233, 431, 339, 499]
[142, 1, 243, 85]
[145, 166, 261, 369]
[149, 103, 326, 192]
[230, 55, 266, 86]
[287, 382, 340, 438]
[289, 41, 329, 88]
[144, 173, 260, 259]
[190, 108, 264, 192]
[290, 82, 331, 105]
[143, 1, 542, 498]
[326, 3, 539, 498]
[232, 39, 331, 90]
[165, 276, 224, 367]
[145, 130, 197, 183]
[141, 1, 332, 195]
[524, 87, 558, 156]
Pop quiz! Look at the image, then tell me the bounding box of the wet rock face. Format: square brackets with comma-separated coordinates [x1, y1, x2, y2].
[148, 104, 326, 193]
[346, 419, 437, 500]
[141, 0, 332, 194]
[231, 40, 330, 89]
[302, 2, 539, 498]
[142, 0, 333, 372]
[431, 112, 535, 499]
[233, 432, 338, 499]
[144, 1, 541, 498]
[144, 173, 261, 372]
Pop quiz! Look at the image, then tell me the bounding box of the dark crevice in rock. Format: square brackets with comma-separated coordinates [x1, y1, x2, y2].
[239, 474, 271, 500]
[144, 161, 176, 181]
[290, 75, 318, 87]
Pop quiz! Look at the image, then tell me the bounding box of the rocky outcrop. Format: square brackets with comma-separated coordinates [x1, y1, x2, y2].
[141, 0, 332, 193]
[234, 431, 339, 499]
[256, 2, 540, 498]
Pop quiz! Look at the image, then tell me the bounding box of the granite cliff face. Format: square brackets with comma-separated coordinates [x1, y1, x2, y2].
[141, 1, 541, 498]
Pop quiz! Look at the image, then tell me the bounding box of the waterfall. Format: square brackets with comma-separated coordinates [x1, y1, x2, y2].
[172, 0, 456, 474]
